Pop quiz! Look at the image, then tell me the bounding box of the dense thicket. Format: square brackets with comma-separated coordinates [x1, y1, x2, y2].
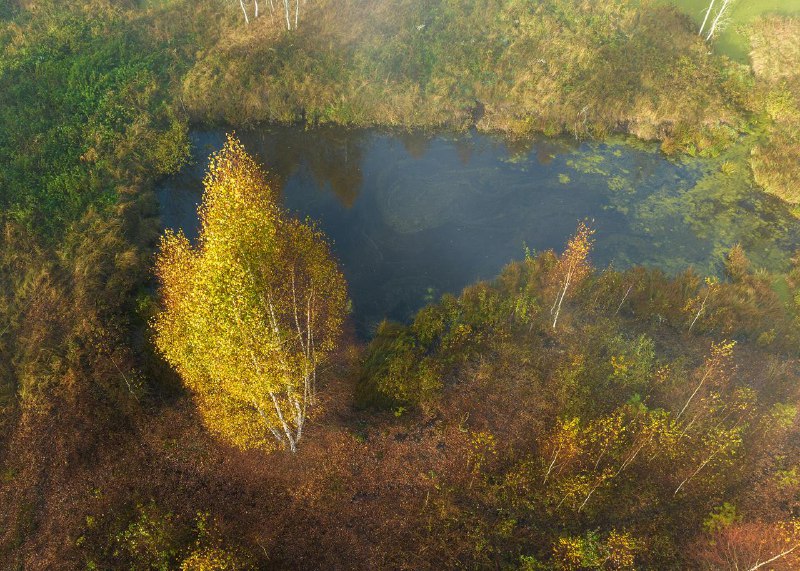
[355, 245, 800, 568]
[7, 240, 800, 569]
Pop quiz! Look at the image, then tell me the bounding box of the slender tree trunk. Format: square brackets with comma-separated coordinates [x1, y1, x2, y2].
[616, 284, 633, 315]
[579, 431, 652, 511]
[254, 0, 259, 19]
[289, 391, 304, 441]
[706, 0, 732, 41]
[689, 290, 709, 332]
[677, 364, 714, 419]
[673, 422, 739, 496]
[748, 545, 800, 571]
[257, 404, 286, 447]
[306, 288, 316, 404]
[295, 0, 299, 29]
[578, 480, 604, 512]
[543, 448, 560, 484]
[270, 391, 298, 453]
[615, 437, 649, 477]
[552, 266, 572, 329]
[699, 0, 715, 36]
[674, 450, 716, 496]
[283, 0, 291, 30]
[239, 0, 250, 24]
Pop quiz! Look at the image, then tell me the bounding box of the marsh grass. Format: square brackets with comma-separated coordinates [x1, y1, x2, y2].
[749, 17, 800, 204]
[183, 1, 748, 152]
[177, 1, 800, 207]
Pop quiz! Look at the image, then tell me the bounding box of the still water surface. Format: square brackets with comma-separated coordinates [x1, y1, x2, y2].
[157, 127, 800, 335]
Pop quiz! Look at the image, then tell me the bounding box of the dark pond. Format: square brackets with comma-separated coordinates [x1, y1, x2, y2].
[157, 127, 800, 336]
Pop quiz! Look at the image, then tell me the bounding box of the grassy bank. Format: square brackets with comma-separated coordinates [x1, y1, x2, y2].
[748, 16, 800, 206]
[181, 0, 800, 207]
[184, 0, 746, 148]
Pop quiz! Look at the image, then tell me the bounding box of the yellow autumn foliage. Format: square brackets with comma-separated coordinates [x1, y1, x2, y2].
[152, 135, 348, 452]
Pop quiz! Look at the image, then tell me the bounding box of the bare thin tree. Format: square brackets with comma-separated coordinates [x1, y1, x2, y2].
[238, 0, 250, 24]
[279, 0, 301, 30]
[233, 0, 285, 26]
[283, 0, 291, 29]
[698, 0, 715, 37]
[701, 0, 735, 41]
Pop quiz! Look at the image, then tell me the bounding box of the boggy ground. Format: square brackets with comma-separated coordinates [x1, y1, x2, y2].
[3, 246, 800, 569]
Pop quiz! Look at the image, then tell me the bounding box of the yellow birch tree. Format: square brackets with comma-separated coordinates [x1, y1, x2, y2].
[152, 135, 348, 453]
[551, 222, 595, 329]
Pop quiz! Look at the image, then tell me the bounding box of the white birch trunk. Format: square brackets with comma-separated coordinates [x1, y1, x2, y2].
[283, 0, 291, 30]
[676, 362, 715, 419]
[271, 391, 298, 453]
[552, 266, 573, 329]
[748, 545, 800, 571]
[543, 448, 560, 484]
[706, 0, 732, 41]
[578, 480, 603, 512]
[615, 284, 632, 315]
[689, 291, 709, 332]
[699, 0, 715, 36]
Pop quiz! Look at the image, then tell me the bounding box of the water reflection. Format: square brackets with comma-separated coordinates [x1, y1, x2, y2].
[242, 127, 366, 207]
[398, 131, 432, 160]
[504, 136, 579, 165]
[157, 127, 800, 336]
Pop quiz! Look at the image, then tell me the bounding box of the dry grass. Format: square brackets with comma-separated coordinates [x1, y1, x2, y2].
[749, 17, 800, 204]
[750, 17, 800, 83]
[182, 0, 749, 153]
